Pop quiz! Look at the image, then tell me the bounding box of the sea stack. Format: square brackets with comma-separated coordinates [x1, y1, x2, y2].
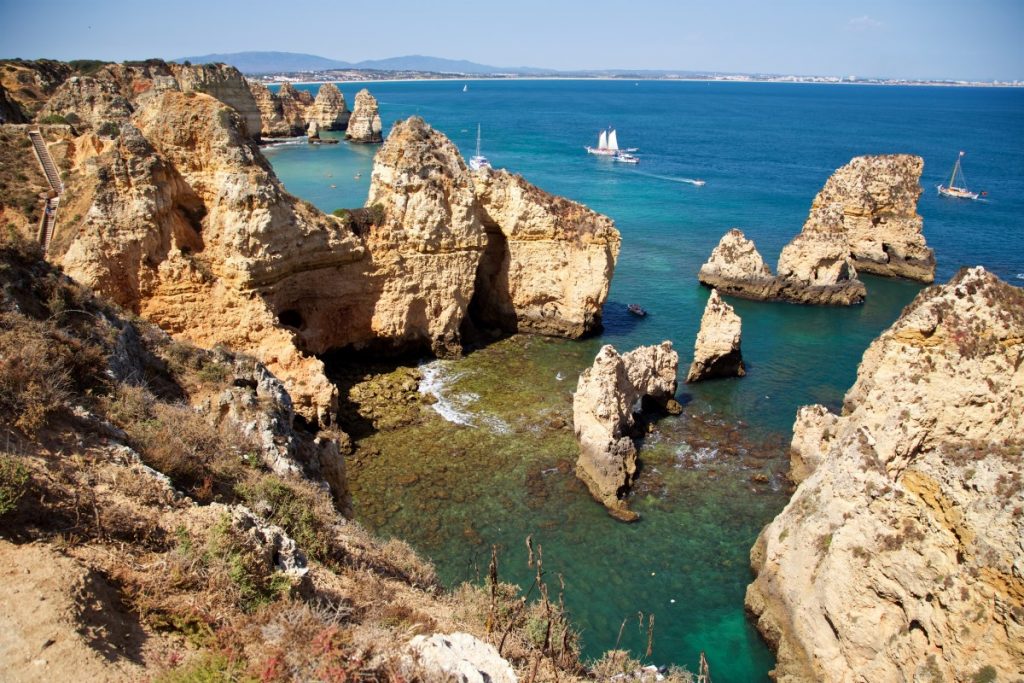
[346, 88, 383, 143]
[573, 342, 678, 521]
[697, 154, 930, 304]
[808, 154, 933, 282]
[309, 83, 349, 131]
[697, 229, 776, 301]
[745, 267, 1024, 681]
[686, 289, 745, 382]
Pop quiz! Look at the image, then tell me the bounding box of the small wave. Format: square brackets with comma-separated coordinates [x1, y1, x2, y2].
[418, 360, 510, 433]
[1017, 273, 1024, 280]
[555, 371, 566, 381]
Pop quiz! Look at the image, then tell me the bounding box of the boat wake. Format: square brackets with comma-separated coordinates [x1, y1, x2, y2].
[634, 172, 706, 186]
[418, 361, 511, 434]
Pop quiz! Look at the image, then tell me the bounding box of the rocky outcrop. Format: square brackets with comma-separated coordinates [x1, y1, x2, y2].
[52, 95, 617, 424]
[699, 227, 866, 305]
[230, 505, 308, 576]
[699, 155, 929, 304]
[806, 154, 933, 282]
[309, 83, 350, 130]
[248, 82, 310, 137]
[686, 289, 745, 382]
[169, 63, 262, 138]
[34, 60, 261, 138]
[745, 267, 1024, 682]
[573, 342, 678, 520]
[0, 59, 73, 120]
[346, 89, 383, 143]
[407, 633, 517, 683]
[471, 168, 621, 337]
[697, 228, 776, 299]
[774, 229, 866, 305]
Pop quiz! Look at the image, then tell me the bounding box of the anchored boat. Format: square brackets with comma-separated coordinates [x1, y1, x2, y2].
[468, 124, 491, 172]
[937, 151, 981, 200]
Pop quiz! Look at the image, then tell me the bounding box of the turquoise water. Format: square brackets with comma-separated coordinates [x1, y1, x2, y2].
[265, 81, 1024, 679]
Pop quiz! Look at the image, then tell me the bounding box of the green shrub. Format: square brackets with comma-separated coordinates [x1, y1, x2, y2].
[235, 476, 331, 562]
[972, 665, 997, 683]
[37, 114, 68, 125]
[96, 121, 119, 138]
[0, 455, 29, 516]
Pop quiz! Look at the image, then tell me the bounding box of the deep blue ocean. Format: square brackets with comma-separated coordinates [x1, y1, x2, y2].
[264, 80, 1024, 680]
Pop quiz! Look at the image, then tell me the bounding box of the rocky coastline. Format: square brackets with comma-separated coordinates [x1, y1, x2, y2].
[745, 267, 1024, 681]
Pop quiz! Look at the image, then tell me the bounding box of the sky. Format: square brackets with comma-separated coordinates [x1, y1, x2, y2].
[1, 0, 1022, 81]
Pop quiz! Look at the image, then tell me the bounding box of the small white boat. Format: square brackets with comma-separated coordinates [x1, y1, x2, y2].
[468, 124, 491, 172]
[937, 151, 981, 200]
[690, 179, 706, 187]
[614, 152, 640, 164]
[586, 128, 620, 156]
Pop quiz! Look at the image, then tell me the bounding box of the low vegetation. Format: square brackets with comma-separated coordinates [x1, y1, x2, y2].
[0, 233, 691, 681]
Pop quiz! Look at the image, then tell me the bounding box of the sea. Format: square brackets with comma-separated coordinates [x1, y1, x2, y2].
[263, 80, 1024, 681]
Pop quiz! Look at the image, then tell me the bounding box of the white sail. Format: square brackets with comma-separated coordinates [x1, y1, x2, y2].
[598, 130, 608, 149]
[607, 129, 619, 151]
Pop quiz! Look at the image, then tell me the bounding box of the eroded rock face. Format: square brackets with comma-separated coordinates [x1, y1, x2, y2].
[686, 289, 745, 382]
[346, 89, 383, 143]
[573, 342, 678, 520]
[775, 229, 866, 305]
[309, 83, 350, 131]
[229, 505, 308, 576]
[472, 168, 621, 337]
[746, 267, 1024, 682]
[697, 228, 776, 300]
[170, 63, 262, 139]
[807, 154, 933, 282]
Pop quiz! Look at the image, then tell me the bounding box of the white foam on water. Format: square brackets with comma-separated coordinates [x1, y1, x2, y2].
[418, 361, 511, 434]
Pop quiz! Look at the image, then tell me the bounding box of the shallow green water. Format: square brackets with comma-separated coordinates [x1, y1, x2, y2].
[265, 80, 1024, 680]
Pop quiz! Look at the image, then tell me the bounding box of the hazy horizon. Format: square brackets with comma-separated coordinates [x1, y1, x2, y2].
[2, 0, 1022, 82]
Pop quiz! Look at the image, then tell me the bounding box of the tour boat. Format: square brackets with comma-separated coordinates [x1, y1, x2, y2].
[586, 128, 620, 156]
[627, 303, 647, 317]
[468, 124, 491, 172]
[937, 151, 981, 200]
[614, 152, 640, 164]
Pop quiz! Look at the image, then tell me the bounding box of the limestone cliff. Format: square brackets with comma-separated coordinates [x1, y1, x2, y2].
[310, 83, 350, 130]
[346, 89, 383, 143]
[169, 63, 262, 138]
[745, 267, 1024, 682]
[573, 342, 678, 520]
[51, 98, 617, 425]
[805, 154, 933, 282]
[472, 168, 621, 337]
[686, 289, 745, 382]
[0, 59, 72, 120]
[248, 81, 310, 137]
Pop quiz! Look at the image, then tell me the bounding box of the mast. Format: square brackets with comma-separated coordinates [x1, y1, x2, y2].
[476, 124, 482, 157]
[949, 151, 964, 188]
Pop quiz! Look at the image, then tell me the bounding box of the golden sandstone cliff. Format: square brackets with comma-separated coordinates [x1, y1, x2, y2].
[37, 87, 618, 426]
[346, 88, 383, 143]
[746, 267, 1024, 682]
[699, 154, 932, 305]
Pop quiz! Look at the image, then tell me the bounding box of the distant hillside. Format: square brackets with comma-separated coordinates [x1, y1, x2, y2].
[174, 51, 352, 74]
[174, 50, 545, 75]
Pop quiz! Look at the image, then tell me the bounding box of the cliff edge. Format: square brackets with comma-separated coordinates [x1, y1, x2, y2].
[745, 267, 1024, 682]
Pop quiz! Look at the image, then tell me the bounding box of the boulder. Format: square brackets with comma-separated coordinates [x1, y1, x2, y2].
[686, 289, 745, 382]
[346, 89, 382, 143]
[407, 633, 517, 683]
[573, 342, 678, 520]
[745, 267, 1024, 682]
[697, 228, 776, 300]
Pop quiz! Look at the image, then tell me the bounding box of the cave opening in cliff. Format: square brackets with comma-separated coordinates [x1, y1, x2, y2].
[277, 308, 304, 330]
[464, 226, 517, 345]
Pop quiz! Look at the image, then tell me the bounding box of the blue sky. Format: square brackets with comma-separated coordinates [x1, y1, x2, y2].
[1, 0, 1021, 80]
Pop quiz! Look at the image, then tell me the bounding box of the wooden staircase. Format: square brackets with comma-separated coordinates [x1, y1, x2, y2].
[28, 130, 63, 252]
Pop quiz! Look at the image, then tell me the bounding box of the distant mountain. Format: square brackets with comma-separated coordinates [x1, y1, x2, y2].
[175, 51, 352, 74]
[174, 51, 547, 75]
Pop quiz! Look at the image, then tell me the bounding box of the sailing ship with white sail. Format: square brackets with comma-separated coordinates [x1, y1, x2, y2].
[937, 151, 980, 200]
[586, 128, 620, 156]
